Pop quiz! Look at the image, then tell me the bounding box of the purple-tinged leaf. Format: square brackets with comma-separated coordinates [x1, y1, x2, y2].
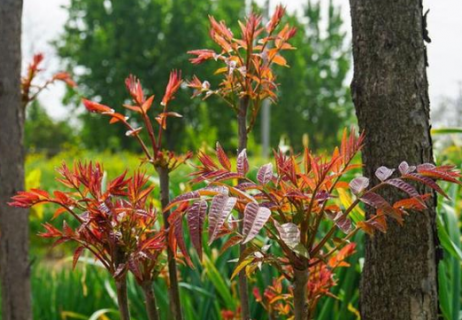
[212, 172, 243, 182]
[169, 190, 200, 206]
[202, 185, 229, 195]
[375, 166, 395, 181]
[274, 222, 300, 249]
[208, 195, 237, 244]
[216, 142, 231, 171]
[242, 203, 271, 244]
[237, 149, 249, 176]
[187, 201, 208, 260]
[259, 201, 278, 210]
[403, 173, 448, 198]
[349, 176, 369, 195]
[128, 256, 142, 281]
[398, 161, 416, 175]
[361, 192, 402, 222]
[114, 263, 126, 279]
[173, 213, 193, 267]
[332, 212, 352, 234]
[235, 182, 260, 191]
[360, 192, 392, 210]
[385, 178, 420, 198]
[257, 163, 273, 185]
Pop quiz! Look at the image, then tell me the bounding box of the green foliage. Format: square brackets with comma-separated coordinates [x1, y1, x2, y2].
[264, 1, 353, 150]
[56, 0, 244, 151]
[56, 0, 352, 152]
[25, 102, 78, 155]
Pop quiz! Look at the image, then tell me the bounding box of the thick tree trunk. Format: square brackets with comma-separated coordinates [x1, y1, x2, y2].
[292, 268, 309, 320]
[237, 96, 250, 320]
[0, 1, 32, 320]
[156, 165, 183, 320]
[349, 1, 438, 319]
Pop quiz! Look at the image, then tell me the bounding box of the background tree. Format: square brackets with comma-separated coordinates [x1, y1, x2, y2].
[262, 0, 353, 151]
[57, 0, 245, 151]
[56, 0, 352, 153]
[25, 102, 77, 156]
[0, 0, 32, 319]
[349, 1, 439, 319]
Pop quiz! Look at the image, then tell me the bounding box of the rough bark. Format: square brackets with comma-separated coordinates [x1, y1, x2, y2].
[156, 165, 183, 320]
[0, 1, 32, 320]
[237, 96, 250, 320]
[349, 1, 438, 319]
[142, 282, 160, 320]
[293, 268, 309, 320]
[115, 277, 131, 320]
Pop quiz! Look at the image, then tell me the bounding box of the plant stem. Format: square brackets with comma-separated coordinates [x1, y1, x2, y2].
[156, 165, 183, 320]
[142, 282, 160, 320]
[237, 96, 250, 320]
[293, 268, 309, 320]
[115, 276, 131, 320]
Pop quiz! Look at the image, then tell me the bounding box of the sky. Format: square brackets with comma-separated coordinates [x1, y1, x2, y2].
[22, 0, 462, 120]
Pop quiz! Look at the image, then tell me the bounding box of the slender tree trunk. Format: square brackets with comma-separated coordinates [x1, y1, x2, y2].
[293, 268, 309, 320]
[237, 96, 250, 320]
[142, 282, 160, 320]
[349, 1, 438, 319]
[156, 165, 183, 320]
[115, 277, 131, 320]
[0, 1, 32, 320]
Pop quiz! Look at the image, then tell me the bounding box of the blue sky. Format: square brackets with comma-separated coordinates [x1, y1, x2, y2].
[23, 0, 462, 121]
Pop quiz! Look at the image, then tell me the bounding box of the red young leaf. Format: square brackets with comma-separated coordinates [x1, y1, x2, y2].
[73, 246, 85, 269]
[82, 99, 114, 114]
[187, 200, 208, 260]
[172, 212, 193, 267]
[403, 173, 449, 198]
[208, 194, 237, 244]
[237, 149, 249, 176]
[220, 235, 243, 254]
[257, 163, 273, 185]
[242, 202, 271, 244]
[216, 142, 231, 171]
[327, 212, 352, 234]
[361, 192, 403, 223]
[385, 178, 420, 198]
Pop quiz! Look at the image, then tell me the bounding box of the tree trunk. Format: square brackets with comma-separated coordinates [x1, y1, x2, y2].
[156, 165, 183, 320]
[0, 1, 32, 320]
[349, 1, 438, 319]
[115, 277, 131, 320]
[141, 282, 160, 320]
[237, 96, 250, 320]
[293, 268, 309, 320]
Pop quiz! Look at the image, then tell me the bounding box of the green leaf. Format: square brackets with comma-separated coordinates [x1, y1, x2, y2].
[202, 254, 236, 309]
[437, 215, 462, 261]
[431, 127, 462, 135]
